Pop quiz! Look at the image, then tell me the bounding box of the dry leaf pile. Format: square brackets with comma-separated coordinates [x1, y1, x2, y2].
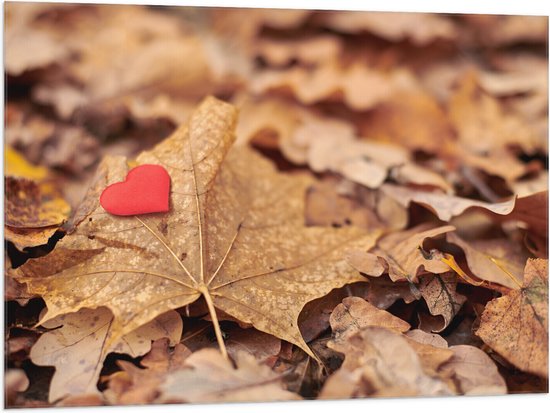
[4, 3, 548, 407]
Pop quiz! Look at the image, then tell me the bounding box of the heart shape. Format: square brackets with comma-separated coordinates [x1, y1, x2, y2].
[100, 164, 170, 216]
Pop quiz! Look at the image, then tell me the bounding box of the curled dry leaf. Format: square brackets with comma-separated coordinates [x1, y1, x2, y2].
[157, 348, 300, 403]
[476, 259, 548, 378]
[439, 345, 507, 395]
[381, 183, 516, 222]
[364, 275, 419, 310]
[449, 70, 543, 156]
[104, 338, 192, 405]
[321, 327, 453, 399]
[447, 232, 528, 289]
[251, 63, 415, 111]
[349, 223, 454, 282]
[330, 297, 410, 342]
[418, 273, 467, 332]
[30, 308, 182, 402]
[16, 97, 377, 362]
[499, 190, 548, 238]
[255, 35, 343, 67]
[357, 91, 455, 155]
[314, 11, 456, 45]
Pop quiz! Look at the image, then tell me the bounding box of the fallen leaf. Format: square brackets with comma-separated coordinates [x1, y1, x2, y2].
[439, 345, 507, 395]
[251, 63, 415, 111]
[5, 147, 49, 181]
[30, 307, 182, 402]
[5, 177, 70, 229]
[157, 348, 300, 403]
[447, 232, 528, 289]
[449, 70, 543, 156]
[315, 11, 456, 45]
[16, 97, 376, 362]
[330, 297, 411, 342]
[476, 259, 548, 378]
[351, 223, 454, 282]
[5, 369, 30, 406]
[364, 275, 419, 309]
[419, 273, 467, 332]
[381, 183, 516, 222]
[104, 338, 192, 405]
[321, 326, 453, 398]
[499, 190, 548, 238]
[255, 35, 342, 67]
[357, 91, 455, 155]
[181, 322, 282, 366]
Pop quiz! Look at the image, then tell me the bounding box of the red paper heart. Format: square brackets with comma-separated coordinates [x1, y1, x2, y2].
[100, 164, 170, 216]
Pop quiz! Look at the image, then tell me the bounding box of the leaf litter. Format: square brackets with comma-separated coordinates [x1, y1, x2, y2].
[4, 3, 548, 407]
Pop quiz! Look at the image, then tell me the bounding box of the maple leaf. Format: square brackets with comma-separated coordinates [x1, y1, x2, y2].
[30, 308, 182, 402]
[16, 97, 376, 361]
[476, 258, 548, 378]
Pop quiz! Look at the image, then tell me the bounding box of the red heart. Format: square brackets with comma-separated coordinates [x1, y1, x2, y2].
[100, 164, 170, 216]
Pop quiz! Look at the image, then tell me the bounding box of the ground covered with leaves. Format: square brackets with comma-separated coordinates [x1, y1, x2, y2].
[4, 3, 549, 408]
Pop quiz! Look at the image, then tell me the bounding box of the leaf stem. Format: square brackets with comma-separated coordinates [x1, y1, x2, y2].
[199, 285, 229, 361]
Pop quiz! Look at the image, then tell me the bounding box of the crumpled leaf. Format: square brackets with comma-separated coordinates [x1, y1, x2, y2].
[254, 35, 342, 67]
[157, 348, 300, 403]
[16, 97, 377, 361]
[447, 232, 528, 289]
[321, 326, 454, 398]
[381, 183, 516, 222]
[330, 297, 410, 342]
[348, 223, 454, 282]
[476, 259, 548, 378]
[418, 273, 467, 332]
[251, 63, 415, 111]
[439, 345, 507, 395]
[357, 91, 455, 155]
[104, 338, 192, 405]
[315, 11, 457, 45]
[449, 70, 544, 156]
[30, 308, 182, 402]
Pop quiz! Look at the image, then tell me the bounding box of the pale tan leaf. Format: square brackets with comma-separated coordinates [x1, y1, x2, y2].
[158, 349, 300, 403]
[476, 259, 548, 378]
[30, 308, 182, 402]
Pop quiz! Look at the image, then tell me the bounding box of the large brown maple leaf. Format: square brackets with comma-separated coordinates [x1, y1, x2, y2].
[15, 97, 377, 359]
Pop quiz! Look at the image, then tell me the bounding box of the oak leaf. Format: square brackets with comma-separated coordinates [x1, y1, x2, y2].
[30, 308, 182, 402]
[476, 259, 548, 378]
[16, 97, 375, 361]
